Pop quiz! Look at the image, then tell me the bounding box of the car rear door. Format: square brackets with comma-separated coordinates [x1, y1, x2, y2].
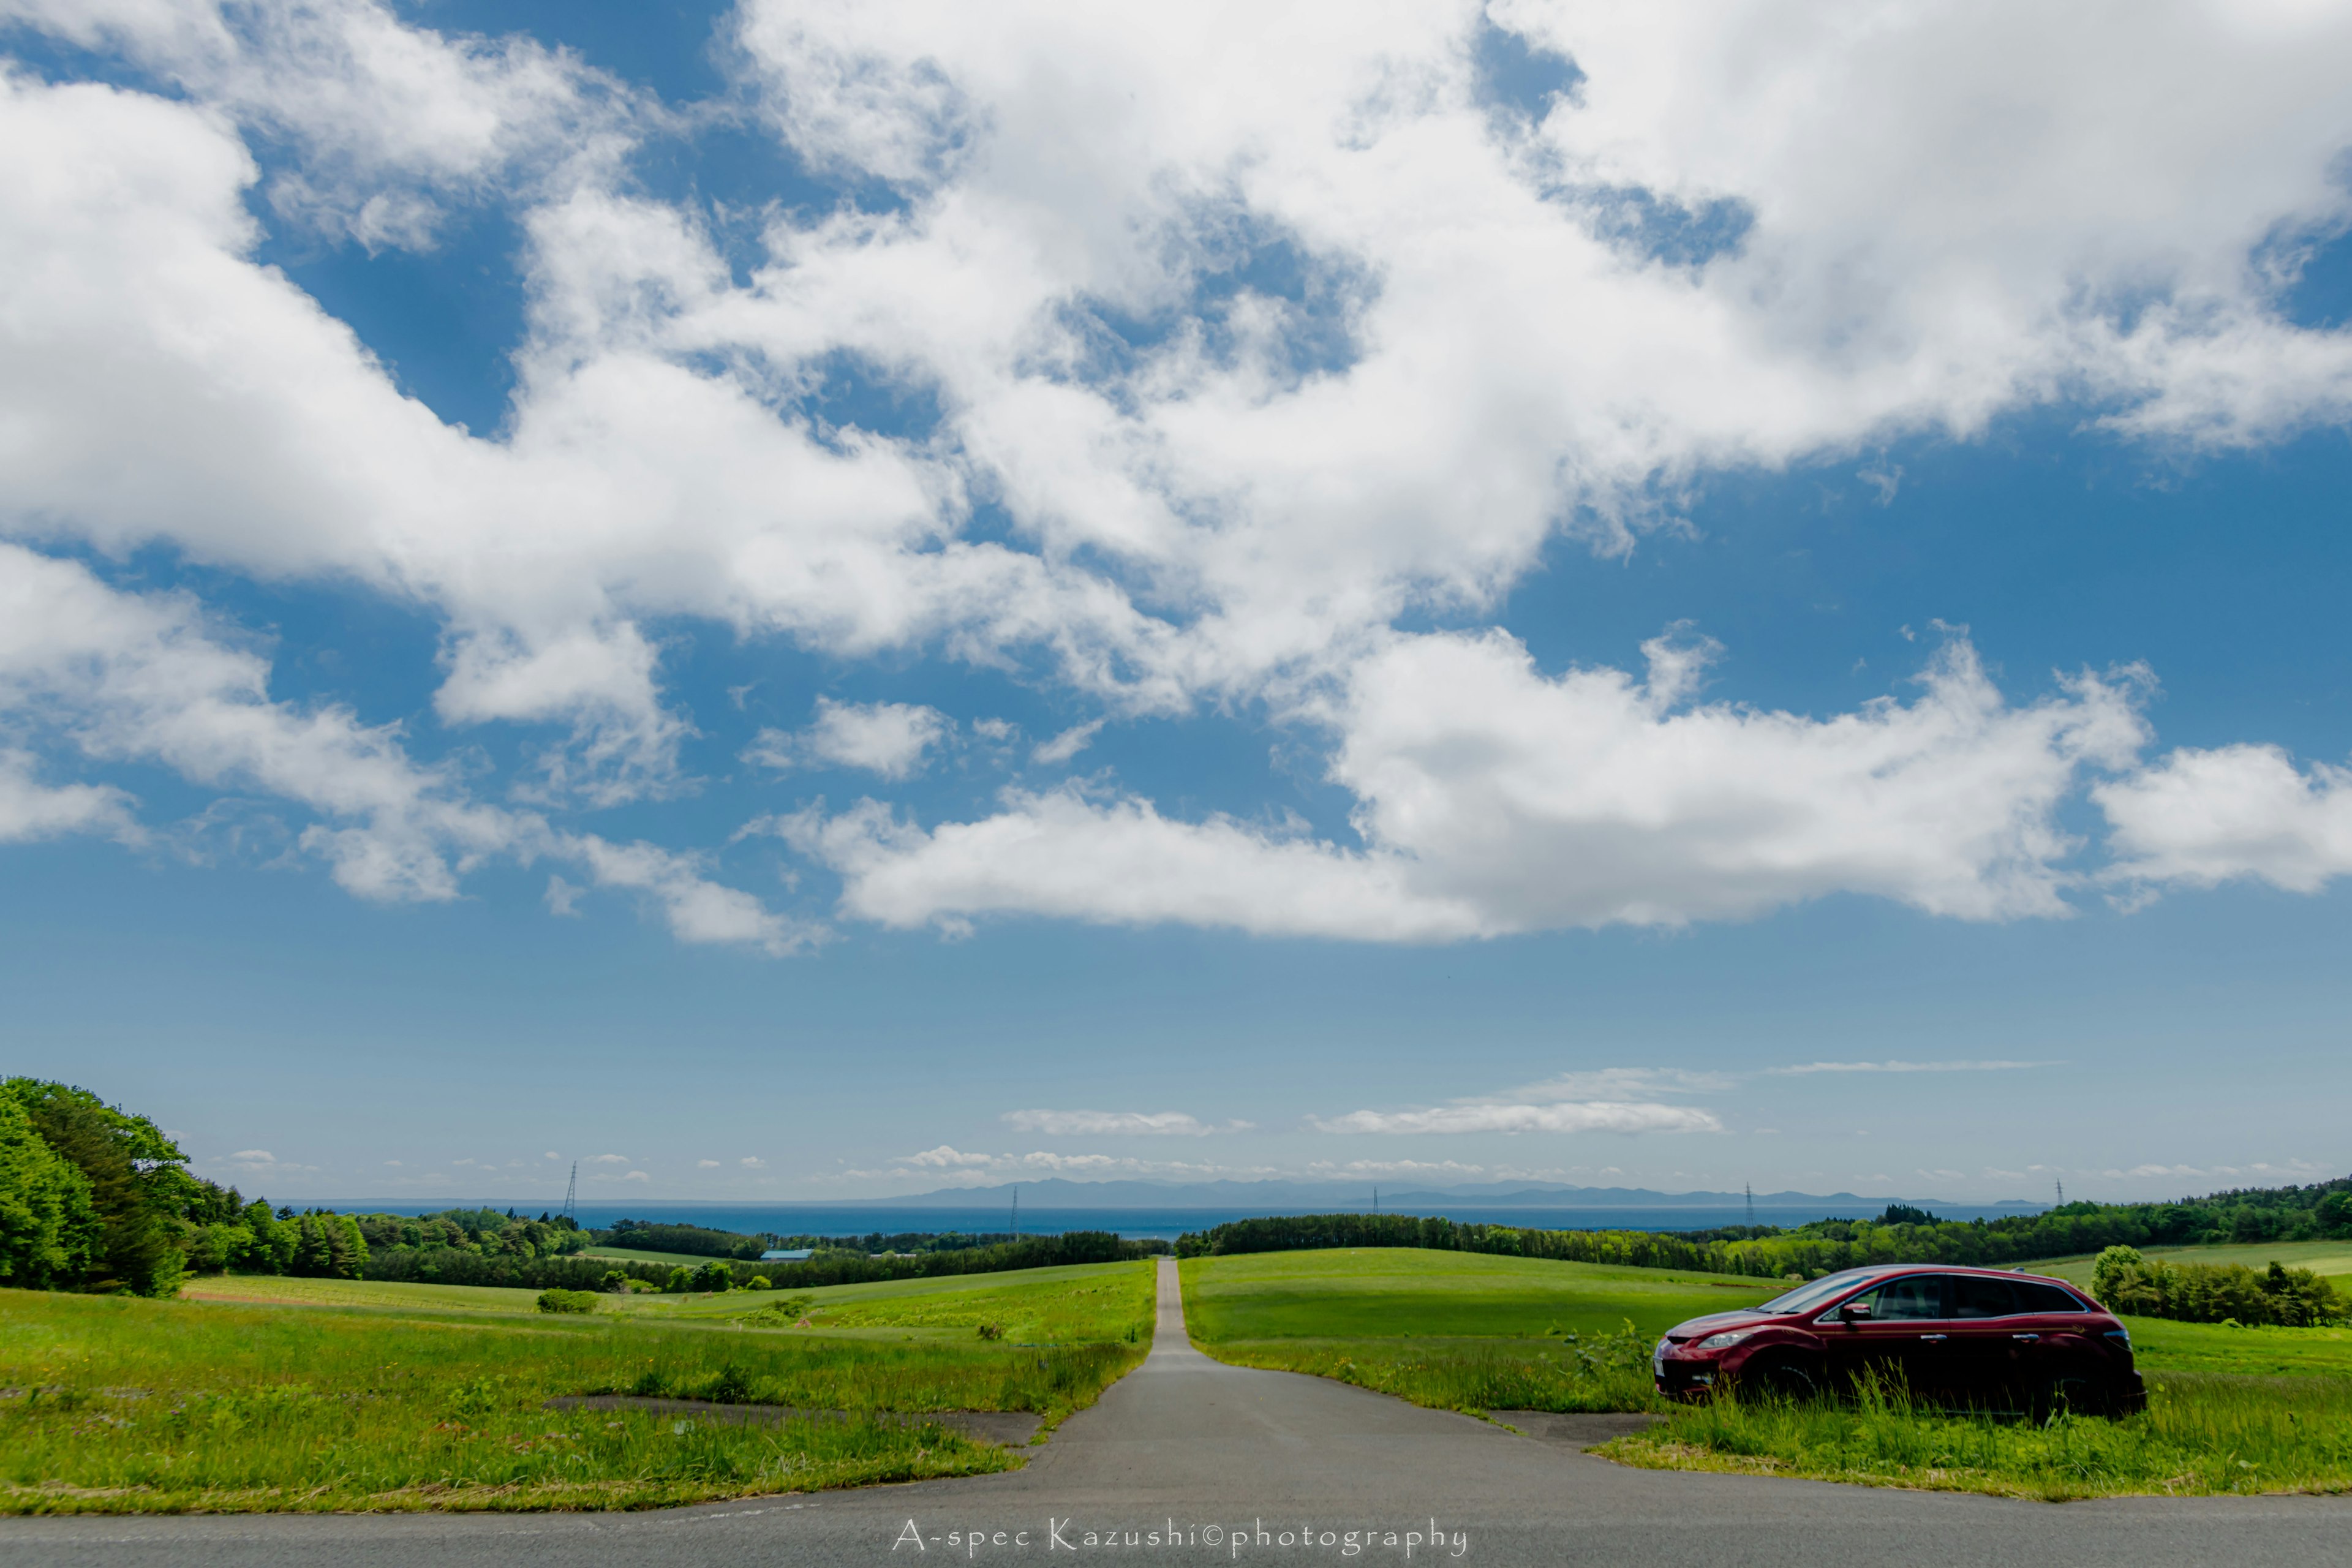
[1943, 1273, 2029, 1409]
[2007, 1278, 2105, 1403]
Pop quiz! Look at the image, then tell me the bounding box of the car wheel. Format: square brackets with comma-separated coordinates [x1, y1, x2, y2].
[2038, 1376, 2110, 1421]
[1737, 1354, 1821, 1404]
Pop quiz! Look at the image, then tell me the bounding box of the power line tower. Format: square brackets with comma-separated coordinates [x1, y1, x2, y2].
[563, 1161, 577, 1223]
[2055, 1177, 2065, 1207]
[1009, 1184, 1019, 1240]
[1745, 1182, 1755, 1231]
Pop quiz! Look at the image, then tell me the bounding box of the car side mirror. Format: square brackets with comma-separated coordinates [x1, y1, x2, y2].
[1839, 1300, 1873, 1321]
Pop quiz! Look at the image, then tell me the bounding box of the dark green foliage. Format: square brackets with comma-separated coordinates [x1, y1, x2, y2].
[690, 1259, 733, 1292]
[0, 1093, 98, 1288]
[534, 1287, 598, 1314]
[601, 1218, 766, 1259]
[664, 1265, 693, 1293]
[1, 1079, 187, 1297]
[2089, 1245, 2343, 1326]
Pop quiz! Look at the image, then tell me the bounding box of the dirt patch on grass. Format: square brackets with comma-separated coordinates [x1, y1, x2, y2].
[543, 1394, 1042, 1447]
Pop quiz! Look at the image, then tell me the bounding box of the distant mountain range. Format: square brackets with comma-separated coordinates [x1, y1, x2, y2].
[829, 1177, 2040, 1212]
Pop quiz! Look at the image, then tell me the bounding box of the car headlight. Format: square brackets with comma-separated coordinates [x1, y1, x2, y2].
[1696, 1329, 1754, 1351]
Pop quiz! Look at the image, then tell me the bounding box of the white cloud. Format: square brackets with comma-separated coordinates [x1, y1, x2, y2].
[0, 545, 807, 952]
[697, 1158, 720, 1168]
[750, 698, 951, 780]
[3, 3, 2351, 943]
[796, 635, 2150, 938]
[1314, 1101, 1722, 1136]
[623, 1169, 649, 1182]
[0, 749, 136, 845]
[585, 1153, 630, 1164]
[1765, 1060, 2061, 1076]
[2097, 744, 2352, 894]
[543, 1150, 561, 1160]
[228, 1149, 275, 1163]
[740, 1156, 767, 1169]
[1030, 720, 1104, 767]
[904, 1144, 997, 1169]
[1001, 1109, 1218, 1137]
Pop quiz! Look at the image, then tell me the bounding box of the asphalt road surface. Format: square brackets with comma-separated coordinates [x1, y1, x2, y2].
[8, 1258, 2348, 1567]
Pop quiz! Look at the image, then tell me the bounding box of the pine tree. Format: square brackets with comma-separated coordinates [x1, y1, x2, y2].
[291, 1213, 333, 1277]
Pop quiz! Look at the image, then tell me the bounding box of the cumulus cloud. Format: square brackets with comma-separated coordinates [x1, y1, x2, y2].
[4, 2, 2352, 943]
[2096, 744, 2352, 894]
[794, 635, 2150, 938]
[750, 698, 951, 780]
[1001, 1109, 1221, 1137]
[0, 544, 810, 952]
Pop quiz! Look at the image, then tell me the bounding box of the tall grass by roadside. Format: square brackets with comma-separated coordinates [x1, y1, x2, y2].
[0, 1283, 1143, 1513]
[1602, 1373, 2352, 1499]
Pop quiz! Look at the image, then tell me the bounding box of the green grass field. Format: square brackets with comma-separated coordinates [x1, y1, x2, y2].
[1182, 1248, 1774, 1413]
[2, 1261, 1153, 1514]
[575, 1246, 731, 1267]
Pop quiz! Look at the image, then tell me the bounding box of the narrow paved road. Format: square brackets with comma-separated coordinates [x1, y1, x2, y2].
[9, 1259, 2348, 1566]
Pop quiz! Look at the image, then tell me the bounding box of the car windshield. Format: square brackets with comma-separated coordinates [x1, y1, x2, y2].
[1757, 1270, 1887, 1316]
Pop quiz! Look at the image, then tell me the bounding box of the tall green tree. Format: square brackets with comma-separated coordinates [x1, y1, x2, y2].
[0, 1093, 100, 1287]
[1, 1079, 187, 1297]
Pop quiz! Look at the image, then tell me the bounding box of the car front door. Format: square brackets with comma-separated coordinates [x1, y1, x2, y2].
[1821, 1274, 1948, 1398]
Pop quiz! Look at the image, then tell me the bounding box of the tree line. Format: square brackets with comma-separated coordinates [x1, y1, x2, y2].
[1174, 1178, 2352, 1282]
[601, 1218, 1027, 1259]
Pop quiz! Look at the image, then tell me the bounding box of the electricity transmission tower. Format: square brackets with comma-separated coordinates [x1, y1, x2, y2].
[1745, 1182, 1755, 1230]
[563, 1161, 577, 1223]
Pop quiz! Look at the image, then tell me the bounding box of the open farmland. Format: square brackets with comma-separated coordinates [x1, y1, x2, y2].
[1, 1262, 1152, 1513]
[1182, 1248, 1774, 1413]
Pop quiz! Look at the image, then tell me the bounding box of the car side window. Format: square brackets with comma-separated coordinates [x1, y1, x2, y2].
[1949, 1276, 2018, 1319]
[1868, 1275, 1946, 1320]
[2013, 1280, 2087, 1314]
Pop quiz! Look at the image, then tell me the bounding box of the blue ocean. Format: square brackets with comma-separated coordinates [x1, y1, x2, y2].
[316, 1200, 2040, 1243]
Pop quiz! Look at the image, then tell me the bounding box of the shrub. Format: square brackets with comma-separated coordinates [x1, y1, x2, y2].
[976, 1322, 1005, 1340]
[747, 1275, 772, 1291]
[663, 1266, 692, 1294]
[692, 1259, 733, 1293]
[536, 1287, 598, 1314]
[2090, 1247, 2342, 1327]
[598, 1270, 630, 1293]
[2090, 1246, 2147, 1309]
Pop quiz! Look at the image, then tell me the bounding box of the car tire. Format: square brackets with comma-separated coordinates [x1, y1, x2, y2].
[2037, 1376, 2111, 1421]
[1736, 1354, 1822, 1404]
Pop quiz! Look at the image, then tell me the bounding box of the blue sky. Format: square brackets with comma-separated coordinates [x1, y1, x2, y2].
[3, 1, 2350, 1207]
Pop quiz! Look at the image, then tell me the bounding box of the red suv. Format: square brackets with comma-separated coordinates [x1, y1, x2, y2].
[1653, 1264, 2145, 1415]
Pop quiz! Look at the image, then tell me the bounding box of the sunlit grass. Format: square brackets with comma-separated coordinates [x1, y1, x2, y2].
[1604, 1372, 2352, 1499]
[1181, 1250, 1764, 1415]
[2, 1267, 1153, 1513]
